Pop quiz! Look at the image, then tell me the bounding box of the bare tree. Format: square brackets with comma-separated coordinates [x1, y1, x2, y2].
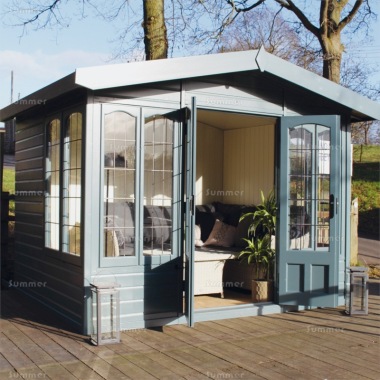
[216, 2, 379, 145]
[352, 121, 372, 144]
[4, 0, 378, 84]
[217, 8, 321, 74]
[274, 0, 371, 83]
[143, 0, 167, 59]
[206, 0, 375, 83]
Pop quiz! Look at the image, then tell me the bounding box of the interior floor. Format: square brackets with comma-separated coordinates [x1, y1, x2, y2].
[194, 289, 252, 309]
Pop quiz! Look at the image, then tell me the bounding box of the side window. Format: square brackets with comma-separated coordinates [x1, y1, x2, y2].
[62, 113, 83, 255]
[45, 119, 61, 250]
[103, 111, 137, 257]
[44, 111, 83, 257]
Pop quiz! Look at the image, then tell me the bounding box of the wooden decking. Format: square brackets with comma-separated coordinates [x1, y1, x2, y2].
[1, 281, 379, 380]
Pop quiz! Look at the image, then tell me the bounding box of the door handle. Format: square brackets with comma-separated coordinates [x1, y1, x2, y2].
[190, 195, 195, 215]
[329, 194, 335, 219]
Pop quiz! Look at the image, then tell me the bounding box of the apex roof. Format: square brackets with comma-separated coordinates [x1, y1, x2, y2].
[1, 48, 379, 122]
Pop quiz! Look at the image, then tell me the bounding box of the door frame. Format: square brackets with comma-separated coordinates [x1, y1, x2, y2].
[181, 108, 345, 323]
[276, 115, 341, 308]
[184, 97, 196, 327]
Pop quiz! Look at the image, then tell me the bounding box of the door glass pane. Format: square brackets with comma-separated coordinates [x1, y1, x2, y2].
[316, 126, 331, 247]
[103, 111, 136, 257]
[143, 115, 173, 256]
[288, 124, 331, 250]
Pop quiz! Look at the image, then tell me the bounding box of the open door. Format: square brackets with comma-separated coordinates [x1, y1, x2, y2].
[184, 98, 196, 326]
[278, 115, 340, 307]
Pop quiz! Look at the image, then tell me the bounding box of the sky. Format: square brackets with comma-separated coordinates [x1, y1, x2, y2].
[0, 1, 380, 115]
[0, 5, 119, 110]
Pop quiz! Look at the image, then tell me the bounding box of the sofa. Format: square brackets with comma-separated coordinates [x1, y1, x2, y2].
[194, 202, 311, 294]
[104, 200, 309, 296]
[193, 202, 261, 296]
[104, 202, 172, 256]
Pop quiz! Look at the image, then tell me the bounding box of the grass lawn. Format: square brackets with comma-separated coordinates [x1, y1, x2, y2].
[352, 145, 380, 238]
[3, 167, 15, 193]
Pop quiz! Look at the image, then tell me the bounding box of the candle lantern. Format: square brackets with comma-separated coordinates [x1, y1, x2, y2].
[90, 282, 120, 345]
[349, 267, 368, 316]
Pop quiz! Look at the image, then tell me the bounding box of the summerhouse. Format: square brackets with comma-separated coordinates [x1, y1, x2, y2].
[1, 49, 379, 334]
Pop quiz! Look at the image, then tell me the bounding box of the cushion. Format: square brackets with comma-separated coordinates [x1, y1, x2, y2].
[289, 205, 310, 238]
[143, 205, 171, 244]
[213, 203, 244, 226]
[195, 211, 216, 242]
[194, 225, 204, 247]
[203, 219, 237, 248]
[104, 201, 136, 246]
[195, 204, 216, 213]
[234, 214, 253, 248]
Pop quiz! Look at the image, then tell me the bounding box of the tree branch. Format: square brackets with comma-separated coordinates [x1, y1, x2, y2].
[319, 0, 328, 37]
[15, 0, 63, 28]
[274, 0, 320, 38]
[226, 0, 266, 13]
[338, 0, 364, 32]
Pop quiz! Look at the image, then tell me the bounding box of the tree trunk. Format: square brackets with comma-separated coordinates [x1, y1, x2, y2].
[320, 32, 343, 83]
[319, 0, 345, 84]
[143, 0, 168, 60]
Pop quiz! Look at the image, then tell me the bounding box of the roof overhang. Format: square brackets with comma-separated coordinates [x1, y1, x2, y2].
[0, 73, 79, 121]
[254, 47, 380, 121]
[1, 49, 379, 122]
[75, 50, 261, 90]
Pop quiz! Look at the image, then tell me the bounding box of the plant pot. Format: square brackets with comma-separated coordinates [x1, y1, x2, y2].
[252, 280, 273, 302]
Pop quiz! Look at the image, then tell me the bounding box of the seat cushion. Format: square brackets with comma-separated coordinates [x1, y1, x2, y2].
[203, 219, 237, 248]
[195, 211, 217, 242]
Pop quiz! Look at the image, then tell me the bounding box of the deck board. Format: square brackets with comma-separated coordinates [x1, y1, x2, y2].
[1, 279, 379, 380]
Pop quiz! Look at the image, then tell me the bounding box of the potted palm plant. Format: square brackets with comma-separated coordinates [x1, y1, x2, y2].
[239, 190, 277, 302]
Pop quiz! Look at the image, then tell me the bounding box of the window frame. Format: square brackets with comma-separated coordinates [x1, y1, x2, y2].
[100, 104, 141, 267]
[99, 104, 182, 268]
[45, 116, 61, 251]
[44, 107, 85, 265]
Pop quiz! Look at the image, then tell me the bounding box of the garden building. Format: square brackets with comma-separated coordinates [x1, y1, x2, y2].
[1, 49, 379, 334]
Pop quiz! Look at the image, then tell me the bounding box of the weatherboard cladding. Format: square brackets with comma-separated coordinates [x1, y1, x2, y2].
[14, 112, 84, 330]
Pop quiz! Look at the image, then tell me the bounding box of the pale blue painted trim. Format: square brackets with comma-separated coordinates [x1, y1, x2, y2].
[3, 50, 379, 121]
[255, 49, 380, 121]
[194, 303, 288, 323]
[99, 104, 140, 268]
[185, 98, 197, 327]
[75, 51, 259, 90]
[278, 115, 341, 307]
[342, 118, 352, 307]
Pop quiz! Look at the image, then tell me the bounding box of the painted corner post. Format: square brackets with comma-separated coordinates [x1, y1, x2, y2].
[350, 198, 359, 265]
[185, 97, 196, 327]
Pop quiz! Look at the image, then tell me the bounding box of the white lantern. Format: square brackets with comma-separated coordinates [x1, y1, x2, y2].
[349, 267, 368, 316]
[90, 282, 120, 345]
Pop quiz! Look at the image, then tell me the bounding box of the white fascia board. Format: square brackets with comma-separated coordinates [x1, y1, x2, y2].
[75, 50, 260, 90]
[255, 48, 380, 121]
